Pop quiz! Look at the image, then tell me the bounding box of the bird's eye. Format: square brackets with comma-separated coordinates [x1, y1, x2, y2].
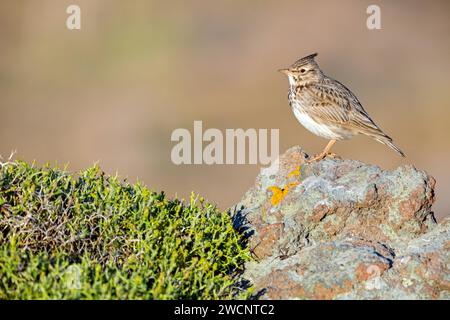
[300, 69, 306, 73]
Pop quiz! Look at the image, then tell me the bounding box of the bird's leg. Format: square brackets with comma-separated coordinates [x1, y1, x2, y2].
[308, 139, 337, 162]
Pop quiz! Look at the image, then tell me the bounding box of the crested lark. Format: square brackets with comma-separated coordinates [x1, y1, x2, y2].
[279, 53, 405, 161]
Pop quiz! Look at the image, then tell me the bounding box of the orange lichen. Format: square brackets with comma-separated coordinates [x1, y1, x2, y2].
[268, 182, 298, 206]
[268, 186, 285, 206]
[267, 165, 301, 206]
[287, 165, 301, 178]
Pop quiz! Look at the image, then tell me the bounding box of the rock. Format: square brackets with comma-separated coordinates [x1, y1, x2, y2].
[234, 146, 448, 299]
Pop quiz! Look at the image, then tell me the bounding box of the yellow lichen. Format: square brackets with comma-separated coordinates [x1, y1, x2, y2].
[268, 186, 285, 206]
[268, 182, 298, 206]
[287, 165, 301, 178]
[267, 165, 302, 206]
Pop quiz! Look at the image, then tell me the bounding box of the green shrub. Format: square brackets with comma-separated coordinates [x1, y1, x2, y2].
[0, 161, 252, 299]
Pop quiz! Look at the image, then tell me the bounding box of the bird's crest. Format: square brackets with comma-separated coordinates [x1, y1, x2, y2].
[290, 53, 318, 68]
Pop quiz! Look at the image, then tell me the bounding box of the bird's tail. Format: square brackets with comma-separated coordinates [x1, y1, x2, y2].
[371, 134, 405, 157]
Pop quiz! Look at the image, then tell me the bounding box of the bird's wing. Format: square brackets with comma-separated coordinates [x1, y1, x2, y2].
[305, 81, 385, 136]
[301, 84, 351, 124]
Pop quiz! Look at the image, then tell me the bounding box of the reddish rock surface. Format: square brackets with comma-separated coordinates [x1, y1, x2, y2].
[235, 146, 448, 299]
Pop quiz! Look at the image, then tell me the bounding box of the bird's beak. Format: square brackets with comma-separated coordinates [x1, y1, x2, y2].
[278, 68, 290, 75]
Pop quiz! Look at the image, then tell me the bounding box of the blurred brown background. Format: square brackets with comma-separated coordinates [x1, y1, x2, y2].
[1, 1, 449, 220]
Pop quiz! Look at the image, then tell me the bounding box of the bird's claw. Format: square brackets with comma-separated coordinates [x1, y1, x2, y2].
[307, 152, 337, 163]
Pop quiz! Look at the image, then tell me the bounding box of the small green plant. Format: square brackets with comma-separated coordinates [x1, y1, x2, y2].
[0, 161, 252, 299]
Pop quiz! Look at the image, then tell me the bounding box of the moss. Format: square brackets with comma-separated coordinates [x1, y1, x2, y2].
[0, 161, 252, 299]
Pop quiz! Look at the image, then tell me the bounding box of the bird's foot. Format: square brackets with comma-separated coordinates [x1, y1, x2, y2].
[307, 152, 338, 163]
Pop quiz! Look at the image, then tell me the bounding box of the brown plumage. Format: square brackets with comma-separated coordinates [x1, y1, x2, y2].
[279, 53, 405, 160]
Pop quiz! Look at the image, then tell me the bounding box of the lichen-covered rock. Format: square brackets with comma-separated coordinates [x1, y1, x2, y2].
[234, 146, 448, 299]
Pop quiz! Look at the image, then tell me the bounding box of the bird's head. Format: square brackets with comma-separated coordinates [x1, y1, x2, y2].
[279, 53, 324, 86]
